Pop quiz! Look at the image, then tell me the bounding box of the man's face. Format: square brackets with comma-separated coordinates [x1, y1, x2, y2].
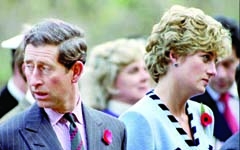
[209, 49, 239, 94]
[24, 44, 74, 111]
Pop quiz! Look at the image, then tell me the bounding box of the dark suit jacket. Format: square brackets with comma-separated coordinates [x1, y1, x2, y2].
[236, 64, 240, 96]
[191, 91, 233, 142]
[0, 103, 126, 150]
[0, 97, 32, 123]
[0, 85, 18, 118]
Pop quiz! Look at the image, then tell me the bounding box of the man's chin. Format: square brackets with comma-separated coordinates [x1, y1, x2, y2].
[37, 101, 50, 108]
[215, 87, 230, 94]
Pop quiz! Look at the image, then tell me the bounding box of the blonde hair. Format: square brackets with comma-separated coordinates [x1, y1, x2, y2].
[145, 5, 232, 83]
[80, 38, 146, 109]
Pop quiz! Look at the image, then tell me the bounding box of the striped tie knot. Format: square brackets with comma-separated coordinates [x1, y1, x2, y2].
[64, 113, 77, 127]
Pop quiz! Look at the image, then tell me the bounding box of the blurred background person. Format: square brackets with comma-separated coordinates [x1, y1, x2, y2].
[119, 5, 232, 150]
[220, 54, 240, 150]
[191, 15, 240, 148]
[79, 38, 152, 117]
[0, 25, 31, 118]
[0, 42, 35, 123]
[236, 63, 240, 96]
[220, 21, 240, 150]
[235, 27, 240, 95]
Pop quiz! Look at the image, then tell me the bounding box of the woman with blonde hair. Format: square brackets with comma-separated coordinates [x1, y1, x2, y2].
[80, 38, 151, 117]
[119, 5, 232, 150]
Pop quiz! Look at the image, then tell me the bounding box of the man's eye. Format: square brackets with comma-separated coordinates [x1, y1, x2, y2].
[25, 64, 34, 71]
[43, 66, 49, 70]
[222, 61, 232, 68]
[40, 66, 50, 72]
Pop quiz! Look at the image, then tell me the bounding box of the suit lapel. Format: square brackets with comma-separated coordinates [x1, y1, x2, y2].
[82, 104, 105, 150]
[19, 104, 63, 149]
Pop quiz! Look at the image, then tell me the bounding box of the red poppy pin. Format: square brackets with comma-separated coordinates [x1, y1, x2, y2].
[102, 129, 112, 145]
[200, 103, 212, 127]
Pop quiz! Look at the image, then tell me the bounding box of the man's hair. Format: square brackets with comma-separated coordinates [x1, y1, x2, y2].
[23, 18, 87, 69]
[14, 46, 26, 81]
[214, 16, 240, 58]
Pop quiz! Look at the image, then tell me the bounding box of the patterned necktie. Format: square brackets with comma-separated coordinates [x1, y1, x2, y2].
[64, 113, 84, 150]
[220, 92, 239, 133]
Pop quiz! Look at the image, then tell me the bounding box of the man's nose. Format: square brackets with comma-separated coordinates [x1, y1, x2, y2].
[28, 68, 43, 88]
[216, 65, 228, 78]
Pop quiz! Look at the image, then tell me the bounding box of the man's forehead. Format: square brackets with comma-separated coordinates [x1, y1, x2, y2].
[25, 44, 58, 55]
[216, 55, 238, 66]
[24, 44, 58, 63]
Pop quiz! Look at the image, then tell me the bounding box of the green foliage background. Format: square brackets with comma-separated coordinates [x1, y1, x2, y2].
[0, 0, 239, 88]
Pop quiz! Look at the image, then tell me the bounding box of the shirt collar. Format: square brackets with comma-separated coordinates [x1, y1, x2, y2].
[44, 97, 84, 125]
[206, 86, 220, 102]
[72, 99, 84, 124]
[107, 100, 132, 116]
[228, 82, 239, 98]
[25, 90, 35, 104]
[44, 108, 63, 126]
[206, 82, 239, 102]
[7, 78, 25, 101]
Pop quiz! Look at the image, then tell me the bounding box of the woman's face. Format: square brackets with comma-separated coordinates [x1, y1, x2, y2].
[112, 60, 151, 105]
[175, 51, 217, 96]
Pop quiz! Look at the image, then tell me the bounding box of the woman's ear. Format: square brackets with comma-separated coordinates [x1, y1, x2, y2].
[169, 50, 178, 64]
[71, 61, 84, 83]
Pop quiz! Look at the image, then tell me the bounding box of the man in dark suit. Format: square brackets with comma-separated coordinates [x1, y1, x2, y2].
[0, 18, 126, 150]
[220, 30, 240, 150]
[220, 65, 240, 150]
[0, 33, 27, 118]
[191, 16, 240, 147]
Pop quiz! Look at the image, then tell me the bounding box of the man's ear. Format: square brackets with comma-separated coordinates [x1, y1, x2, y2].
[71, 61, 84, 83]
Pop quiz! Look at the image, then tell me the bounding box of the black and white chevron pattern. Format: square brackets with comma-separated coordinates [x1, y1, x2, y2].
[147, 90, 213, 150]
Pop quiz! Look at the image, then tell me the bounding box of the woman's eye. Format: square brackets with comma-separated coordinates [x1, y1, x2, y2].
[202, 55, 211, 62]
[128, 67, 139, 74]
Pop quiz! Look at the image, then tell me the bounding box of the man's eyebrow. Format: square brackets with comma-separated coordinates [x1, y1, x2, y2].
[24, 59, 31, 63]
